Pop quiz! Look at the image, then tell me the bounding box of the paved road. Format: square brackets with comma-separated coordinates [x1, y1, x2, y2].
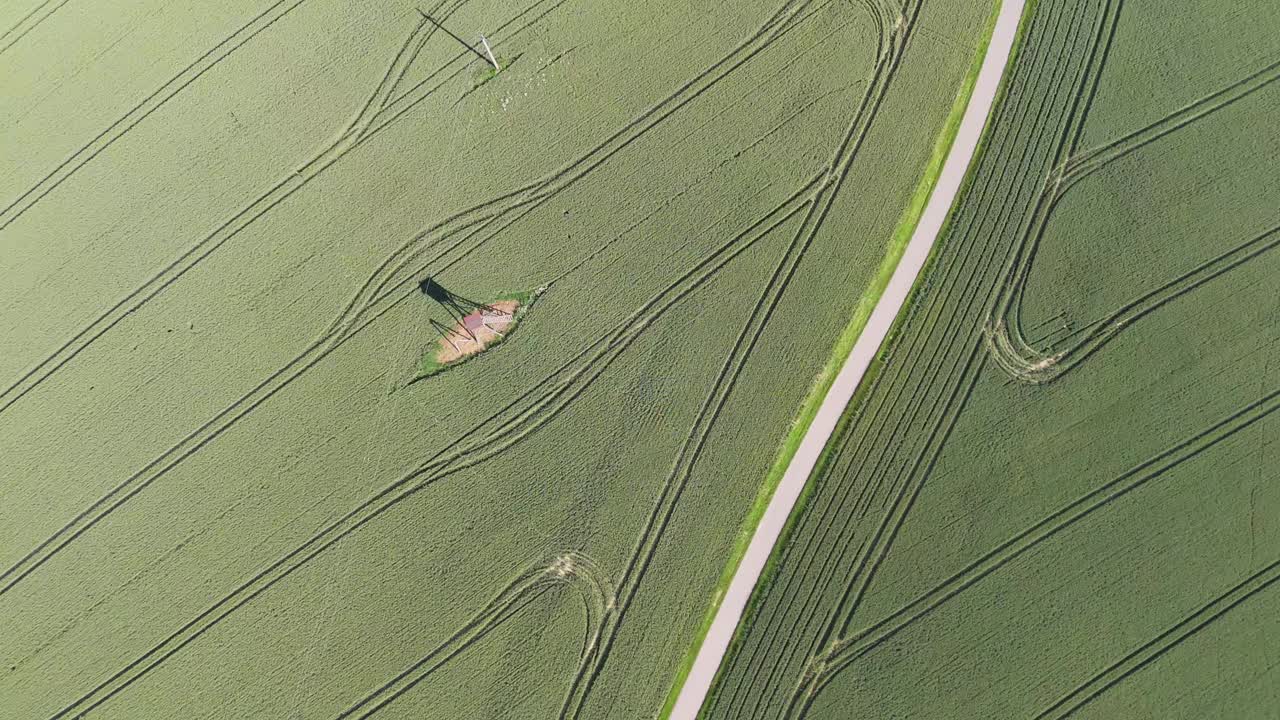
[668, 1, 1028, 716]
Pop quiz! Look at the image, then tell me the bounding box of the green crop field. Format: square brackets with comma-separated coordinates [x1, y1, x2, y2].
[702, 0, 1280, 718]
[0, 1, 994, 717]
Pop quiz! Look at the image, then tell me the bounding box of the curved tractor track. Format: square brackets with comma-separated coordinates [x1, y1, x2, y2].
[982, 56, 1280, 384]
[0, 0, 568, 597]
[0, 0, 559, 417]
[29, 0, 922, 717]
[0, 0, 834, 601]
[670, 0, 1025, 715]
[704, 1, 1123, 717]
[703, 1, 1280, 718]
[784, 0, 1135, 714]
[336, 552, 614, 720]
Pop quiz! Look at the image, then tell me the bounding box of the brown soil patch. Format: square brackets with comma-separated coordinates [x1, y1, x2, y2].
[434, 300, 521, 365]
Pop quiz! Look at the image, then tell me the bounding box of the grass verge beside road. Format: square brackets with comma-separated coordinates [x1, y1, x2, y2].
[656, 1, 1028, 714]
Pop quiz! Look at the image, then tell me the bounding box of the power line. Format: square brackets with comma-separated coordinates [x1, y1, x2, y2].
[417, 9, 497, 69]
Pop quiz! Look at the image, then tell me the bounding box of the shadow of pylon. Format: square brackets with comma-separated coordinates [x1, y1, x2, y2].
[419, 277, 510, 342]
[429, 317, 473, 348]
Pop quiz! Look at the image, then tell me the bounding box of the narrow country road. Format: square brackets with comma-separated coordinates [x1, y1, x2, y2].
[668, 0, 1029, 716]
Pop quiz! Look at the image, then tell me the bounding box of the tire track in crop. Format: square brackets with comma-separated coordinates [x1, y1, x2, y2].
[715, 8, 1095, 709]
[1034, 556, 1280, 719]
[36, 1, 913, 714]
[0, 0, 558, 418]
[702, 2, 1122, 717]
[779, 4, 1125, 717]
[0, 0, 309, 231]
[723, 4, 1280, 716]
[713, 0, 1081, 712]
[707, 0, 949, 715]
[0, 0, 70, 57]
[988, 54, 1280, 381]
[0, 0, 538, 596]
[558, 1, 951, 716]
[7, 490, 263, 676]
[41, 170, 819, 720]
[984, 56, 1280, 383]
[988, 222, 1280, 383]
[802, 387, 1280, 708]
[824, 0, 1121, 641]
[1056, 58, 1280, 191]
[1, 0, 837, 602]
[336, 552, 614, 719]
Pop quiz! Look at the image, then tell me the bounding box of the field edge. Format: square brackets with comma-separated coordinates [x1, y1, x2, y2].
[654, 0, 1022, 715]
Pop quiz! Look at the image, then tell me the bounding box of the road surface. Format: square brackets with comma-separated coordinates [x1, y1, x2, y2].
[668, 0, 1028, 716]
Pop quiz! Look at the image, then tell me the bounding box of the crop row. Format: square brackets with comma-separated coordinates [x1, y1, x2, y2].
[706, 0, 1280, 717]
[8, 0, 922, 716]
[706, 1, 1127, 717]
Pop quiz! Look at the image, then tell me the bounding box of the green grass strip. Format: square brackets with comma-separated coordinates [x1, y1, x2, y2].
[656, 1, 1030, 715]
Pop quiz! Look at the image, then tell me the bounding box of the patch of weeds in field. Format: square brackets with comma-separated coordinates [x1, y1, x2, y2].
[415, 286, 543, 381]
[469, 55, 517, 91]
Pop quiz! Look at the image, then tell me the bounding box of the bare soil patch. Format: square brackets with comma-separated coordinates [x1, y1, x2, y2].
[434, 299, 521, 365]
